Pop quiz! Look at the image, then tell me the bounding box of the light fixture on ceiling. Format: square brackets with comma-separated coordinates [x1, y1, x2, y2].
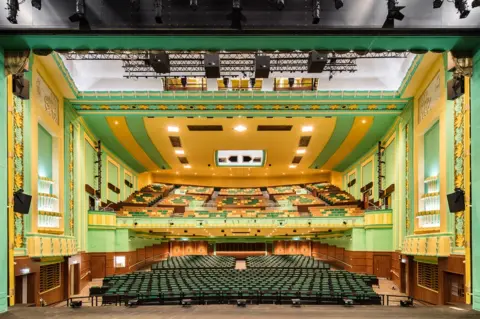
[333, 0, 343, 9]
[282, 172, 286, 175]
[131, 0, 140, 11]
[382, 0, 405, 29]
[32, 0, 42, 10]
[154, 0, 163, 23]
[361, 119, 367, 124]
[312, 0, 321, 24]
[250, 78, 256, 88]
[190, 0, 198, 11]
[223, 77, 229, 88]
[175, 149, 185, 155]
[433, 0, 443, 8]
[288, 78, 295, 88]
[473, 0, 480, 8]
[227, 0, 246, 29]
[289, 165, 297, 168]
[114, 121, 119, 125]
[175, 171, 179, 175]
[181, 77, 187, 88]
[184, 164, 192, 169]
[167, 126, 179, 132]
[6, 0, 19, 24]
[455, 0, 470, 18]
[276, 0, 285, 10]
[69, 0, 89, 30]
[302, 125, 313, 132]
[296, 149, 306, 155]
[234, 125, 247, 132]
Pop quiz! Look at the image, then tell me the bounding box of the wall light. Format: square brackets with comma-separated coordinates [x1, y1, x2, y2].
[167, 126, 179, 132]
[175, 149, 185, 155]
[302, 126, 313, 132]
[296, 149, 306, 154]
[234, 125, 247, 132]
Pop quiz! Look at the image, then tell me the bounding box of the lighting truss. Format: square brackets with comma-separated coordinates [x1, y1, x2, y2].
[62, 50, 410, 79]
[6, 0, 19, 24]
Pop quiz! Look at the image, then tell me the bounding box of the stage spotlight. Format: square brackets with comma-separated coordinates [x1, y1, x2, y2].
[227, 0, 246, 29]
[333, 0, 343, 9]
[69, 0, 86, 22]
[154, 0, 163, 23]
[131, 0, 140, 11]
[223, 77, 229, 87]
[312, 0, 321, 24]
[455, 0, 470, 17]
[473, 0, 480, 8]
[190, 0, 198, 11]
[7, 0, 19, 24]
[250, 78, 256, 88]
[382, 0, 405, 28]
[433, 0, 443, 8]
[32, 0, 41, 10]
[181, 77, 187, 88]
[276, 0, 285, 10]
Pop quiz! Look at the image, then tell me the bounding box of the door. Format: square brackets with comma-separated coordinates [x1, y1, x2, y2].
[445, 273, 465, 304]
[373, 255, 392, 279]
[91, 256, 106, 279]
[400, 262, 407, 293]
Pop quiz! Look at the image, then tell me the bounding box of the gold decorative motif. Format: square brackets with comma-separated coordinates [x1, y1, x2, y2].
[139, 105, 149, 110]
[387, 104, 397, 110]
[215, 105, 224, 110]
[197, 105, 206, 110]
[273, 105, 281, 110]
[100, 105, 110, 110]
[158, 105, 168, 110]
[234, 105, 244, 110]
[178, 105, 187, 110]
[367, 104, 377, 110]
[292, 105, 301, 110]
[310, 105, 320, 110]
[329, 105, 339, 110]
[348, 104, 358, 110]
[80, 105, 91, 110]
[253, 105, 263, 110]
[120, 105, 130, 110]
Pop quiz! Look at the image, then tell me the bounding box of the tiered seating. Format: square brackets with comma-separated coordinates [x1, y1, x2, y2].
[157, 195, 208, 207]
[100, 268, 380, 305]
[183, 209, 301, 218]
[151, 256, 235, 270]
[309, 206, 364, 217]
[218, 188, 263, 196]
[121, 191, 164, 207]
[267, 185, 303, 195]
[216, 196, 268, 210]
[177, 186, 214, 196]
[117, 208, 174, 218]
[246, 255, 329, 269]
[305, 183, 358, 206]
[141, 183, 173, 195]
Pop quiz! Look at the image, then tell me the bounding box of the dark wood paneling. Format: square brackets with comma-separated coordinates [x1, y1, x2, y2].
[411, 260, 439, 305]
[91, 255, 106, 279]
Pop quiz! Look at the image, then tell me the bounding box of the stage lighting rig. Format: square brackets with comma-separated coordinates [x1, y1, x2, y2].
[227, 0, 246, 29]
[473, 0, 480, 8]
[154, 0, 163, 23]
[312, 0, 321, 24]
[131, 0, 140, 12]
[382, 0, 405, 29]
[69, 0, 90, 29]
[455, 0, 470, 18]
[6, 0, 19, 24]
[276, 0, 285, 10]
[32, 0, 41, 10]
[433, 0, 443, 8]
[190, 0, 198, 11]
[334, 0, 343, 9]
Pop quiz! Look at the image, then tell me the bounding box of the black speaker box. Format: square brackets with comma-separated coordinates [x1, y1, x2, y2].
[204, 53, 220, 78]
[447, 77, 465, 101]
[308, 51, 328, 73]
[255, 56, 270, 78]
[14, 190, 32, 215]
[13, 75, 30, 100]
[447, 188, 465, 213]
[149, 51, 170, 74]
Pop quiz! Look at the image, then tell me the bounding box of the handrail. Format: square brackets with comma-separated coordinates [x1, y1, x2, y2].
[312, 252, 353, 269]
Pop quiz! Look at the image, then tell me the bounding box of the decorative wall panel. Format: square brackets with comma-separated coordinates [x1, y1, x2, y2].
[418, 72, 441, 124]
[13, 96, 25, 249]
[35, 74, 59, 124]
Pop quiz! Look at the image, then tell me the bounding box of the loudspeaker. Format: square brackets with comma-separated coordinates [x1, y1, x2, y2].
[204, 53, 220, 78]
[447, 188, 465, 213]
[308, 51, 328, 73]
[14, 189, 32, 215]
[12, 74, 30, 100]
[447, 76, 465, 100]
[347, 179, 356, 188]
[255, 56, 270, 78]
[148, 51, 170, 74]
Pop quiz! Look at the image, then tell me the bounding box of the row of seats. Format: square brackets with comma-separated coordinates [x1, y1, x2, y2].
[246, 255, 330, 269]
[116, 208, 174, 218]
[184, 210, 301, 218]
[141, 183, 174, 194]
[309, 206, 364, 217]
[151, 256, 235, 270]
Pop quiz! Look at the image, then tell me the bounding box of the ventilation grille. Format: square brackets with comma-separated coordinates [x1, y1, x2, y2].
[257, 125, 293, 131]
[178, 157, 189, 164]
[299, 136, 311, 147]
[40, 263, 61, 293]
[417, 262, 439, 292]
[169, 136, 182, 147]
[187, 125, 223, 131]
[292, 156, 303, 164]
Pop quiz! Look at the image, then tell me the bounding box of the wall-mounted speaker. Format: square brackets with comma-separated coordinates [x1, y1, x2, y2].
[204, 53, 220, 78]
[308, 50, 328, 73]
[447, 188, 465, 213]
[347, 179, 356, 188]
[255, 56, 270, 78]
[14, 189, 32, 214]
[13, 74, 30, 100]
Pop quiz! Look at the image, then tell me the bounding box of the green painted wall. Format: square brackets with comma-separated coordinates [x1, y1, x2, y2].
[365, 228, 393, 251]
[37, 124, 53, 179]
[384, 141, 396, 187]
[471, 49, 480, 311]
[0, 48, 8, 313]
[107, 161, 118, 202]
[362, 161, 373, 187]
[424, 121, 440, 179]
[88, 229, 116, 252]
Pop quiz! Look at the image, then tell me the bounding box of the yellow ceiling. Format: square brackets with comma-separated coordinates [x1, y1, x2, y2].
[142, 117, 337, 178]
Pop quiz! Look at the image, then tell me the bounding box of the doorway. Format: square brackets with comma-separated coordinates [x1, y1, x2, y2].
[91, 256, 106, 279]
[69, 263, 81, 296]
[444, 272, 465, 305]
[14, 274, 35, 305]
[373, 255, 392, 279]
[400, 261, 407, 293]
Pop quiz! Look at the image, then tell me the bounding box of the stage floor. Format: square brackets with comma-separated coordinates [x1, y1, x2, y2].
[2, 304, 476, 319]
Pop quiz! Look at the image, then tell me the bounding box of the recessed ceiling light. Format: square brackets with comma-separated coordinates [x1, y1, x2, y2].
[234, 125, 247, 132]
[302, 126, 313, 132]
[229, 174, 233, 176]
[320, 169, 324, 172]
[114, 121, 119, 125]
[184, 164, 191, 169]
[289, 165, 297, 169]
[168, 126, 179, 132]
[175, 149, 185, 155]
[296, 149, 306, 154]
[194, 172, 197, 175]
[176, 171, 179, 175]
[361, 119, 367, 124]
[282, 172, 286, 175]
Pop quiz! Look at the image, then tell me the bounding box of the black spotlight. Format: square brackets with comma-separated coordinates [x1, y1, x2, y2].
[70, 301, 83, 308]
[312, 0, 321, 24]
[276, 0, 285, 10]
[190, 0, 198, 10]
[342, 221, 347, 225]
[134, 222, 138, 226]
[227, 0, 246, 29]
[69, 0, 85, 22]
[181, 77, 187, 88]
[32, 0, 42, 10]
[7, 0, 19, 24]
[250, 78, 256, 88]
[382, 0, 405, 29]
[154, 0, 163, 23]
[288, 78, 295, 88]
[473, 0, 480, 8]
[433, 0, 443, 8]
[223, 77, 229, 88]
[131, 0, 140, 11]
[333, 0, 343, 9]
[455, 0, 470, 18]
